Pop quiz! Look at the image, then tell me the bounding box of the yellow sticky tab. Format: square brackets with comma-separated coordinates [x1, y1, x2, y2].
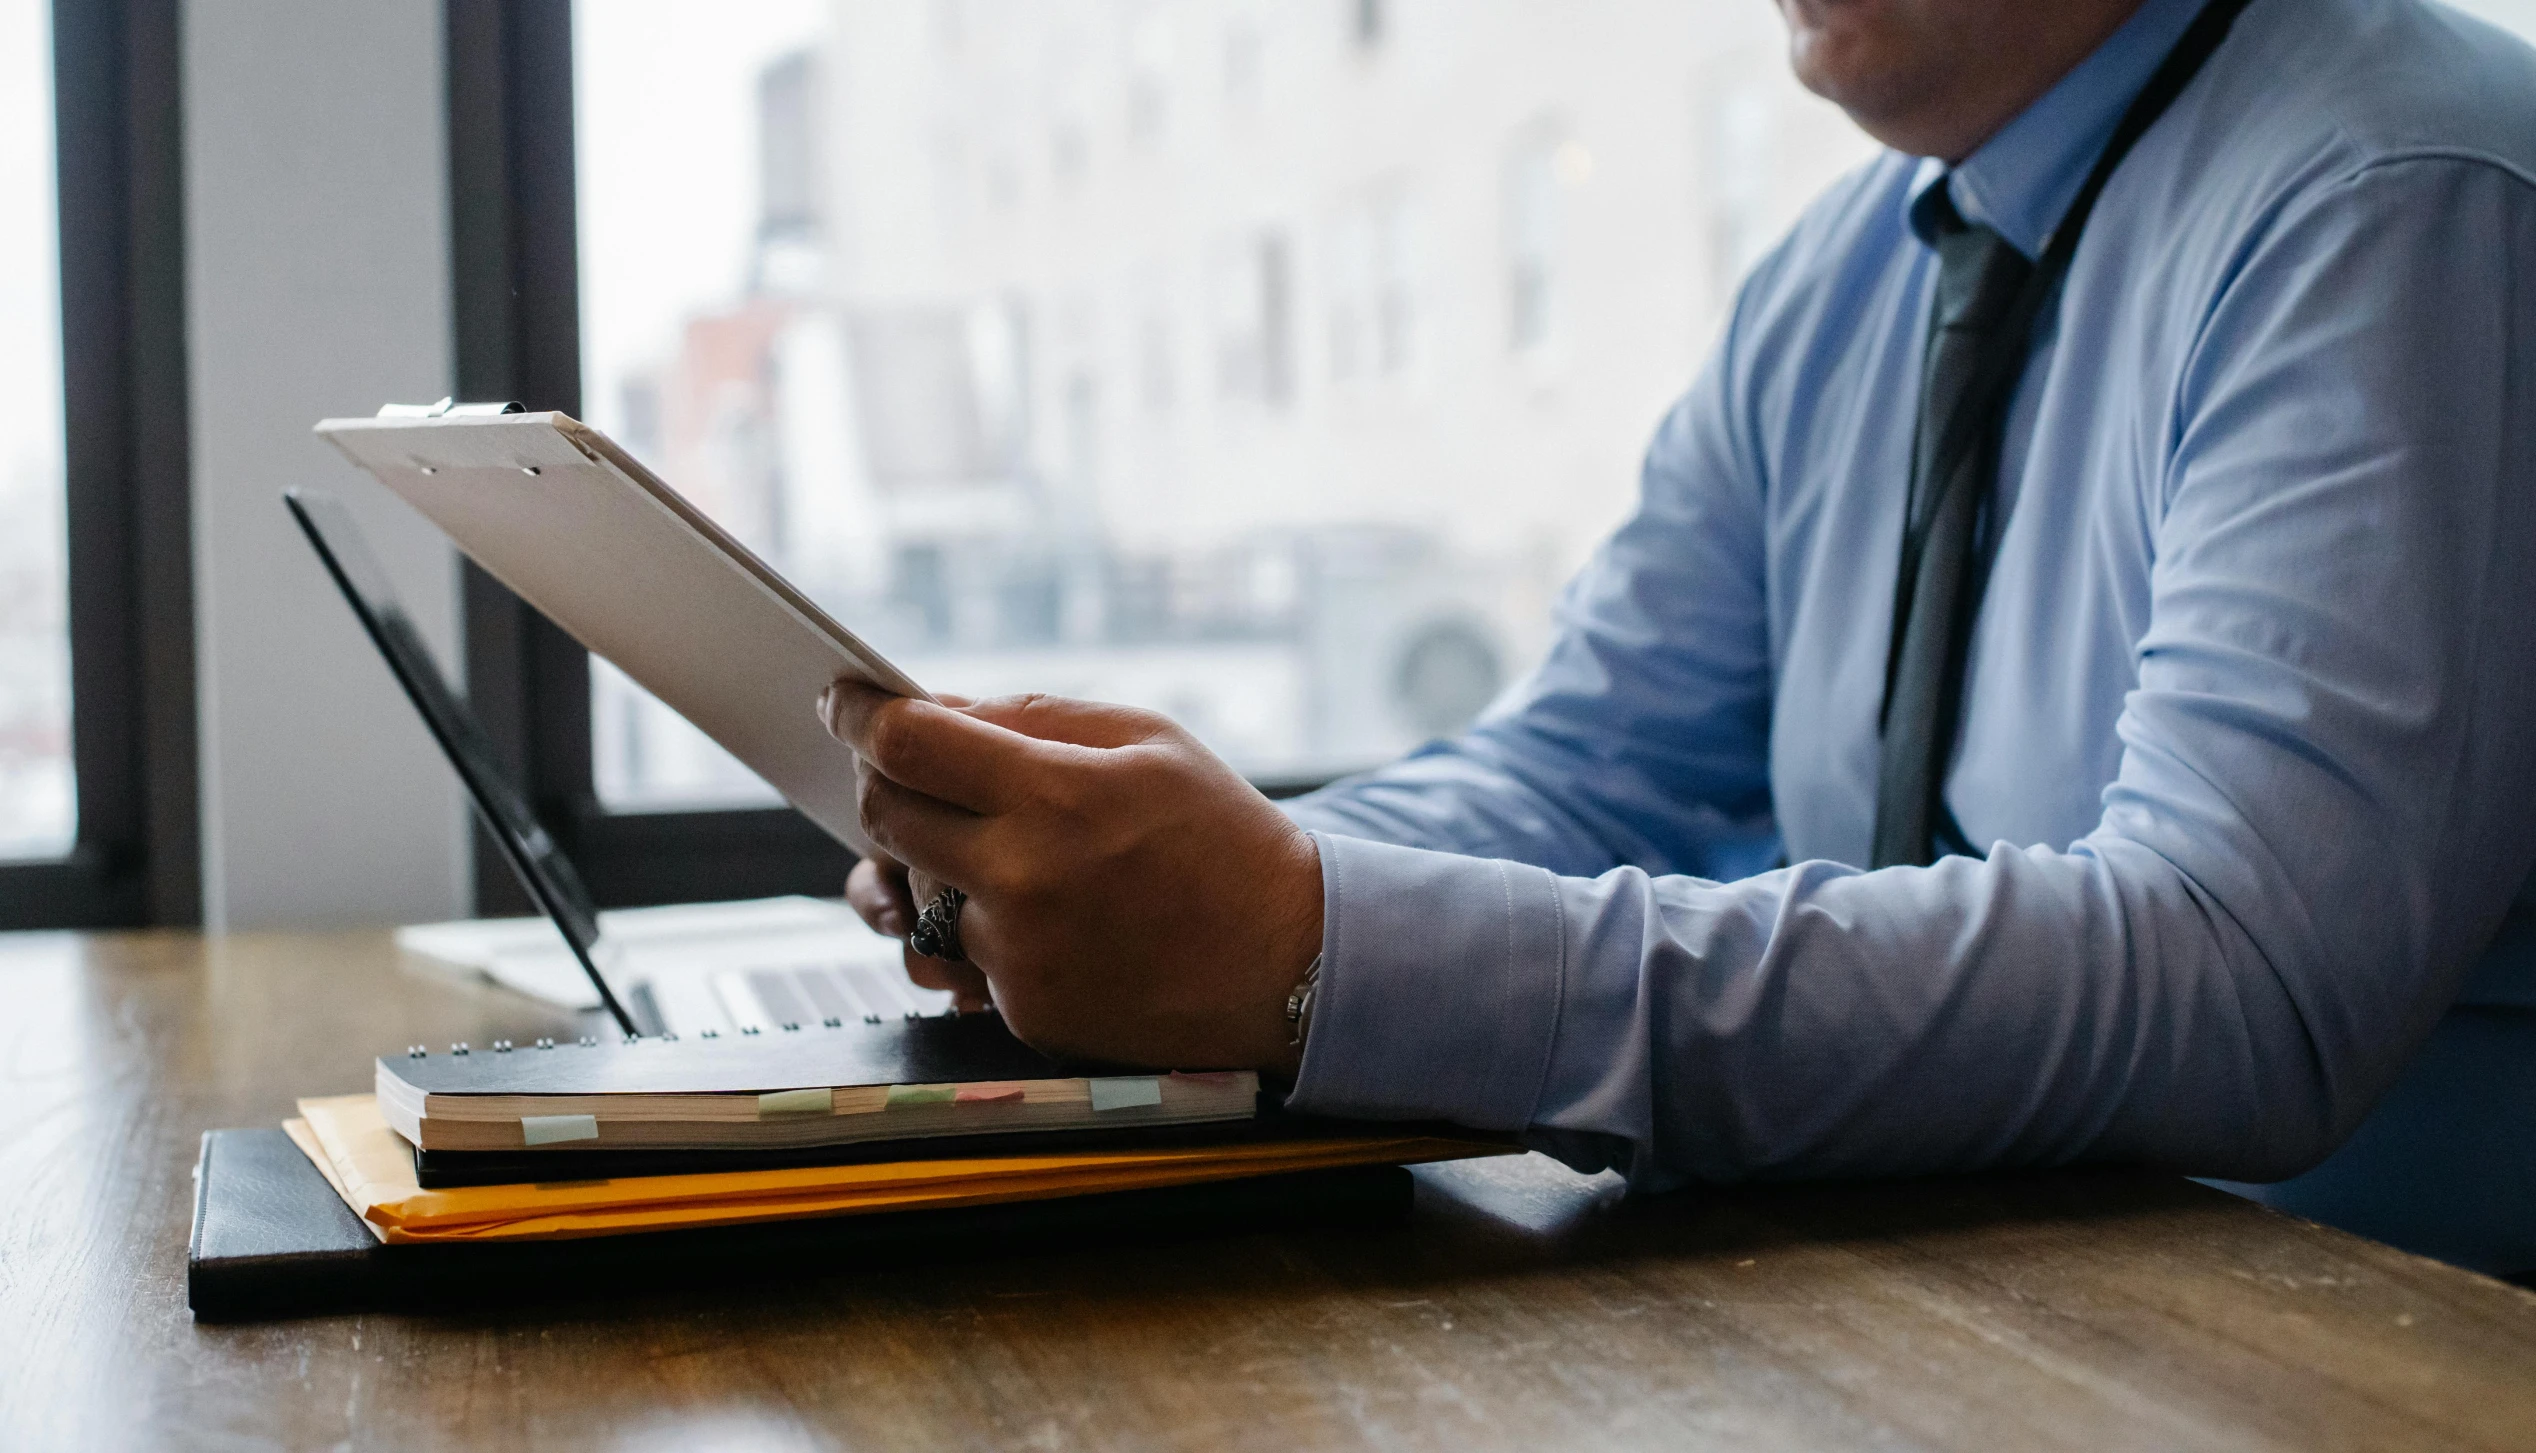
[885, 1083, 956, 1107]
[756, 1087, 833, 1118]
[521, 1113, 599, 1145]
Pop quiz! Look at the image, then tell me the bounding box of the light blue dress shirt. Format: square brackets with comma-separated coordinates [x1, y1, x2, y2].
[1283, 0, 2536, 1253]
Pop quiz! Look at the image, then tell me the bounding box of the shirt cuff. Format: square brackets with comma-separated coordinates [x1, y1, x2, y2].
[1285, 831, 1567, 1131]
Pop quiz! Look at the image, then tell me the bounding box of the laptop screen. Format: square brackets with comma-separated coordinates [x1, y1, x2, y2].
[284, 488, 642, 1037]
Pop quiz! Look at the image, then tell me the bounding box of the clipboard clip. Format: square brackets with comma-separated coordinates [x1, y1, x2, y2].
[375, 398, 524, 419]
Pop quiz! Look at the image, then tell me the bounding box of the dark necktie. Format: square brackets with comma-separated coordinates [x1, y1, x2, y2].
[1869, 195, 2034, 870]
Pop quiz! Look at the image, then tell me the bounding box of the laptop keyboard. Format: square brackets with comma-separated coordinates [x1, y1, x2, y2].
[640, 955, 954, 1038]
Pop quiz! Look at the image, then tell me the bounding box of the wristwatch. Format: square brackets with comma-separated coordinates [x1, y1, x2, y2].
[1284, 953, 1323, 1049]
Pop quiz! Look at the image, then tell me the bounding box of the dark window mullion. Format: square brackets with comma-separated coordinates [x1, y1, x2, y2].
[445, 0, 853, 912]
[119, 0, 194, 924]
[449, 0, 581, 915]
[54, 0, 144, 909]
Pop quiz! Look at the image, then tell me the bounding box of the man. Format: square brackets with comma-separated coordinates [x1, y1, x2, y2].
[826, 0, 2536, 1272]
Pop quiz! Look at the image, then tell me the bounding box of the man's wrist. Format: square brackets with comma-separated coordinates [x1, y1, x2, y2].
[1284, 952, 1323, 1048]
[1257, 826, 1322, 1081]
[1265, 951, 1321, 1084]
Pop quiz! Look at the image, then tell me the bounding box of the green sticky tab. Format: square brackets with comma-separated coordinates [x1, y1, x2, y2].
[1088, 1077, 1163, 1112]
[756, 1087, 832, 1118]
[885, 1083, 956, 1107]
[521, 1113, 599, 1145]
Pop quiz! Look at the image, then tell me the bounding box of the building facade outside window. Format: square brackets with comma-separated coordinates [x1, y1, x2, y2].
[570, 0, 2536, 817]
[574, 0, 1886, 812]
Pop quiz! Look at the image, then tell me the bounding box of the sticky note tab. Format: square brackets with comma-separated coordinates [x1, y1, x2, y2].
[1088, 1077, 1164, 1112]
[955, 1084, 1025, 1104]
[756, 1087, 832, 1117]
[831, 1086, 888, 1116]
[1169, 1070, 1239, 1085]
[886, 1083, 956, 1107]
[521, 1113, 599, 1145]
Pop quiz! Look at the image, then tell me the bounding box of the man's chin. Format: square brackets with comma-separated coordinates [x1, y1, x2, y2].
[1785, 34, 1892, 124]
[1777, 18, 1942, 154]
[1779, 1, 1885, 102]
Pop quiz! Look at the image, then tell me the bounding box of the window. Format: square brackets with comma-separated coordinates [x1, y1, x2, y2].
[0, 0, 195, 929]
[1221, 13, 1263, 108]
[0, 0, 70, 862]
[1215, 230, 1294, 405]
[452, 0, 1892, 906]
[568, 1, 1881, 801]
[1127, 8, 1173, 143]
[1329, 184, 1418, 385]
[1505, 125, 1589, 357]
[1352, 0, 1386, 52]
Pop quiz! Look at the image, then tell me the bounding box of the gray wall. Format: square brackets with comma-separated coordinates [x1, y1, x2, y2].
[184, 1, 468, 929]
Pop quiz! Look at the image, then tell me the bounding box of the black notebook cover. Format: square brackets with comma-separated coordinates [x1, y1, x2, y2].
[187, 1128, 1414, 1322]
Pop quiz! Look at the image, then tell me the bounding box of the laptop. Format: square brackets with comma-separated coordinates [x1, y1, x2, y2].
[283, 488, 951, 1040]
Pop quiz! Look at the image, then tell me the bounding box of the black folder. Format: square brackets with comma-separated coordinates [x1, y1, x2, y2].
[186, 1128, 1414, 1322]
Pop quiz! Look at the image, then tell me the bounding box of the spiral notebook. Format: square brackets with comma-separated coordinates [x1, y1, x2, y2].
[377, 1009, 1259, 1153]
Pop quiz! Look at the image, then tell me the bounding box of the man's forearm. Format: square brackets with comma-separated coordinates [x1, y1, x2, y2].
[1285, 831, 2365, 1188]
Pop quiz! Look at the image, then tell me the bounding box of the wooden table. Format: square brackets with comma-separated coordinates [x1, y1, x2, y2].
[3, 929, 2532, 1451]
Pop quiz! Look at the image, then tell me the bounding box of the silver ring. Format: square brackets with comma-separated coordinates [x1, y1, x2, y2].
[908, 886, 967, 962]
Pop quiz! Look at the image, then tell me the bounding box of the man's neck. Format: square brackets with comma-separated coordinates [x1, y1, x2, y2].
[1933, 2, 2150, 162]
[1787, 0, 2155, 163]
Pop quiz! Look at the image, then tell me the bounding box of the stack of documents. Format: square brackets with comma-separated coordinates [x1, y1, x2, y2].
[280, 1010, 1512, 1246]
[286, 1093, 1498, 1243]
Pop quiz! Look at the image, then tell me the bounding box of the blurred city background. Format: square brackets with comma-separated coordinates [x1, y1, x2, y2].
[572, 0, 1878, 809]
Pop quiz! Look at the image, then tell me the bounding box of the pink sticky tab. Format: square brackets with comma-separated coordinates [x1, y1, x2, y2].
[1169, 1071, 1238, 1085]
[955, 1084, 1025, 1104]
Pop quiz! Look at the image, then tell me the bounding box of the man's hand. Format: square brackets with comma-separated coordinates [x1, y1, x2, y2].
[820, 683, 1320, 1078]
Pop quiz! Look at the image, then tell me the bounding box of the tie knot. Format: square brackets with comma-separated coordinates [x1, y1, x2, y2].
[1919, 181, 1972, 239]
[1934, 221, 2031, 333]
[1918, 180, 2031, 331]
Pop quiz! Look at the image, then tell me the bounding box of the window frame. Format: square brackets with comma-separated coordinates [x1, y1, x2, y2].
[0, 0, 197, 930]
[443, 2, 1329, 915]
[446, 0, 851, 914]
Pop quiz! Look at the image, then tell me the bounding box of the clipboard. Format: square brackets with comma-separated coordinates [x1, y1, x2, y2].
[316, 402, 923, 857]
